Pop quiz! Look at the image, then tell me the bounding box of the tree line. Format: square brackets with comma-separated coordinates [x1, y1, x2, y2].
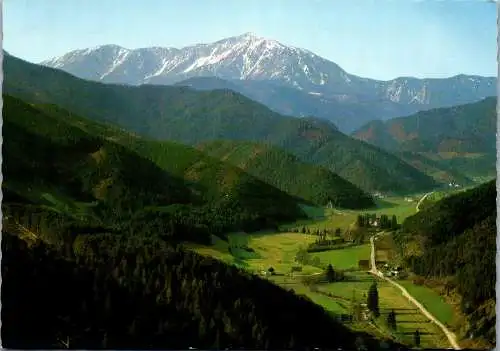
[356, 213, 399, 230]
[3, 215, 400, 350]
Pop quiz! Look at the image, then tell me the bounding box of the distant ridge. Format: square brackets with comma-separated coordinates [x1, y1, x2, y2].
[39, 33, 496, 132]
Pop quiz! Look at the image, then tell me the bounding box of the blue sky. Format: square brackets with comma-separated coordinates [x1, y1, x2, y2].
[3, 0, 497, 80]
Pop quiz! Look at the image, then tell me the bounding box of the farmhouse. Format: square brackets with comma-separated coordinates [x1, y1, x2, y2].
[359, 303, 369, 321]
[368, 217, 381, 227]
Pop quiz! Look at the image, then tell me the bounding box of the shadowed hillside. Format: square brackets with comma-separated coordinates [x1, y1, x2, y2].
[3, 94, 307, 239]
[393, 180, 496, 348]
[197, 140, 375, 209]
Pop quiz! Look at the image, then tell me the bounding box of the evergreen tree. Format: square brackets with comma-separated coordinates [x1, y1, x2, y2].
[325, 264, 336, 282]
[287, 334, 295, 349]
[357, 215, 365, 227]
[366, 282, 380, 317]
[414, 329, 421, 348]
[386, 309, 397, 330]
[380, 214, 389, 229]
[391, 215, 398, 229]
[350, 290, 357, 321]
[355, 336, 367, 351]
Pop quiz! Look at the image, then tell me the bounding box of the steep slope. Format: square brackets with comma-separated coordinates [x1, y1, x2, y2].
[353, 97, 497, 153]
[393, 180, 496, 348]
[3, 94, 307, 237]
[391, 151, 474, 186]
[39, 33, 496, 132]
[353, 98, 497, 178]
[4, 54, 439, 195]
[197, 140, 375, 209]
[2, 95, 403, 350]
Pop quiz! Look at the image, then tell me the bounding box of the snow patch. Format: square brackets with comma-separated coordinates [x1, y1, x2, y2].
[100, 48, 130, 79]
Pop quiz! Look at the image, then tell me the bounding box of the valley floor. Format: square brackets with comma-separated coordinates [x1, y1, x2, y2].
[187, 195, 464, 349]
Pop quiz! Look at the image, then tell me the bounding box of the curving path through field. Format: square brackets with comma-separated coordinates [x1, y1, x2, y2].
[369, 234, 461, 350]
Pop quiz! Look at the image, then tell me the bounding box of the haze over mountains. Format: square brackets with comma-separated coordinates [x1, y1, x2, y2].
[40, 33, 497, 132]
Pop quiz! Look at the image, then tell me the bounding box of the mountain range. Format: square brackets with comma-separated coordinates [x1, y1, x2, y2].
[40, 33, 497, 133]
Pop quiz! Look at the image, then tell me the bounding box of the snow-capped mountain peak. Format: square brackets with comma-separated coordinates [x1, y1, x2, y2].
[40, 32, 351, 89]
[39, 32, 496, 112]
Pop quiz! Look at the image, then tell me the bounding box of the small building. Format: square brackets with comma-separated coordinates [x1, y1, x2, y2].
[368, 217, 381, 227]
[359, 303, 369, 321]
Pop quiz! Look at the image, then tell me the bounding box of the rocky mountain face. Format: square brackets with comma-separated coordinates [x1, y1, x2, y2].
[40, 33, 496, 132]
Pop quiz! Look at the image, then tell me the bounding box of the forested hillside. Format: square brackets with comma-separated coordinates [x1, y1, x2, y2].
[4, 229, 402, 350]
[353, 97, 496, 154]
[353, 98, 497, 179]
[393, 180, 496, 347]
[2, 94, 407, 349]
[392, 151, 474, 186]
[4, 53, 439, 195]
[3, 94, 308, 236]
[198, 140, 375, 208]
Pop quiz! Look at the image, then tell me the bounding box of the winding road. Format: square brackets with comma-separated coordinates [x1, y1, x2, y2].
[415, 192, 434, 212]
[369, 234, 461, 350]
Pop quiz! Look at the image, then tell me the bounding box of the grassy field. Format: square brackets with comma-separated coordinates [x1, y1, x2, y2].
[375, 281, 450, 348]
[311, 244, 371, 270]
[283, 196, 422, 235]
[317, 274, 451, 348]
[370, 196, 420, 223]
[372, 229, 458, 330]
[281, 208, 358, 233]
[398, 280, 456, 327]
[189, 231, 322, 274]
[188, 196, 456, 349]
